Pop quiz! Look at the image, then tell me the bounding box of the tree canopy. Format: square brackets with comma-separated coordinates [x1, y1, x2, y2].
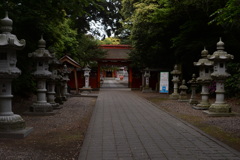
[118, 0, 240, 96]
[0, 0, 116, 95]
[1, 0, 240, 96]
[119, 0, 240, 73]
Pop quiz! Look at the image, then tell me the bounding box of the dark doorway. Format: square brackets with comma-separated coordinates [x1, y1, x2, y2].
[106, 71, 112, 77]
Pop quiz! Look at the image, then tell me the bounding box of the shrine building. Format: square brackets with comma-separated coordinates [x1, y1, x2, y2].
[97, 45, 133, 88]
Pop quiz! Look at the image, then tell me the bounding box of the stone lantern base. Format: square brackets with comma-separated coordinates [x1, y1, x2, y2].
[0, 114, 33, 138]
[47, 93, 61, 109]
[79, 87, 92, 95]
[61, 96, 67, 102]
[169, 93, 179, 100]
[193, 102, 210, 110]
[142, 87, 153, 93]
[178, 93, 188, 102]
[203, 103, 235, 117]
[55, 97, 64, 105]
[50, 102, 61, 109]
[189, 99, 199, 105]
[27, 102, 55, 115]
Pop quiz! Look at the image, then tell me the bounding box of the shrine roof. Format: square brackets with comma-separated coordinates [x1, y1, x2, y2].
[59, 55, 81, 68]
[99, 45, 131, 60]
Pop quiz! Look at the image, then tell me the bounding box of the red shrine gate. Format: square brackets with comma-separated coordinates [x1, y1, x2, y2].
[97, 45, 133, 88]
[65, 44, 143, 91]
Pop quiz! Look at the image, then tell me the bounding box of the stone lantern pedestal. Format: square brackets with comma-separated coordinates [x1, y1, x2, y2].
[169, 65, 181, 99]
[142, 68, 152, 93]
[60, 64, 70, 100]
[55, 74, 64, 105]
[188, 74, 199, 105]
[194, 48, 214, 110]
[204, 38, 234, 116]
[80, 65, 92, 94]
[47, 55, 61, 109]
[178, 80, 188, 101]
[0, 12, 32, 138]
[28, 37, 53, 115]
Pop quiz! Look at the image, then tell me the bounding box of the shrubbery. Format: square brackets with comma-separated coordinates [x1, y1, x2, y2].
[225, 62, 240, 97]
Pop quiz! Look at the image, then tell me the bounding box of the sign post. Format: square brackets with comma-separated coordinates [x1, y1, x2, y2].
[159, 72, 169, 93]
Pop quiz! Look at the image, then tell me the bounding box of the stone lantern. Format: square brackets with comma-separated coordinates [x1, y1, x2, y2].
[188, 74, 199, 105]
[28, 36, 53, 114]
[194, 48, 214, 110]
[55, 70, 64, 105]
[47, 53, 61, 109]
[60, 64, 70, 100]
[178, 79, 188, 101]
[169, 65, 181, 99]
[83, 65, 91, 88]
[142, 68, 152, 93]
[0, 12, 32, 138]
[205, 38, 234, 116]
[80, 65, 92, 94]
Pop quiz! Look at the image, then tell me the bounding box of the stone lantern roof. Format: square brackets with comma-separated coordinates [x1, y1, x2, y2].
[62, 64, 70, 81]
[144, 67, 150, 77]
[208, 38, 234, 61]
[194, 48, 214, 67]
[179, 80, 188, 90]
[28, 36, 52, 78]
[49, 54, 61, 68]
[0, 12, 25, 49]
[170, 65, 181, 75]
[47, 50, 62, 81]
[28, 36, 52, 59]
[188, 74, 197, 85]
[83, 65, 91, 71]
[194, 48, 213, 83]
[208, 38, 233, 79]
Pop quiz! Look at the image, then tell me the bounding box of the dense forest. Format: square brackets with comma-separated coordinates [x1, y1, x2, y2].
[118, 0, 240, 96]
[0, 0, 240, 96]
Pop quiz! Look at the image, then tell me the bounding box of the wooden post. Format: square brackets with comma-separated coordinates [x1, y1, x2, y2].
[74, 68, 79, 94]
[128, 66, 132, 88]
[97, 62, 101, 88]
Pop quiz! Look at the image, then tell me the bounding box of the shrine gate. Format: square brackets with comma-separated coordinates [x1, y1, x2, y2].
[65, 45, 143, 91]
[97, 45, 133, 88]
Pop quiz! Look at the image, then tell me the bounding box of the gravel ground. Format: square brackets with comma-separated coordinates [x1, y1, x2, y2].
[0, 94, 96, 160]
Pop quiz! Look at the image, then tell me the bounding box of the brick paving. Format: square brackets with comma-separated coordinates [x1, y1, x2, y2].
[79, 80, 240, 160]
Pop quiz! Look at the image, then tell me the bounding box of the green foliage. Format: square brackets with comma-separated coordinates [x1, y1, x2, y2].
[120, 0, 240, 82]
[210, 0, 240, 27]
[0, 0, 111, 96]
[1, 0, 240, 96]
[99, 37, 121, 45]
[123, 0, 176, 68]
[74, 35, 106, 67]
[225, 63, 240, 97]
[49, 18, 79, 57]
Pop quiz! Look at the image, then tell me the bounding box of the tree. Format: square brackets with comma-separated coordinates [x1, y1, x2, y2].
[74, 34, 106, 67]
[210, 0, 240, 27]
[99, 37, 121, 45]
[120, 0, 240, 78]
[0, 0, 111, 95]
[122, 0, 176, 68]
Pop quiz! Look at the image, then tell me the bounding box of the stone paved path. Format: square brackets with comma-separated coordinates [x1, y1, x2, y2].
[101, 78, 128, 88]
[79, 81, 240, 160]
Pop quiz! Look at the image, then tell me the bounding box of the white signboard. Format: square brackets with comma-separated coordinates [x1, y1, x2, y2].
[159, 72, 169, 93]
